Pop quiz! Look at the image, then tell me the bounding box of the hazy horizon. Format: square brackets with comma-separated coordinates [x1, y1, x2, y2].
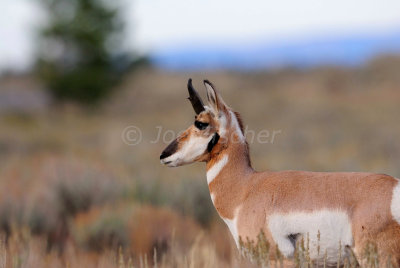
[1, 0, 400, 72]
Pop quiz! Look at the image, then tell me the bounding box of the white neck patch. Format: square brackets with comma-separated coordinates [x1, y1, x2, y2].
[207, 154, 228, 184]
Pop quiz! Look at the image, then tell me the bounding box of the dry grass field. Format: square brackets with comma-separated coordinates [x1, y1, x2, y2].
[0, 55, 400, 267]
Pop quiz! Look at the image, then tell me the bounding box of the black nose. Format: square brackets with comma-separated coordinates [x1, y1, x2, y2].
[160, 139, 178, 160]
[160, 151, 169, 160]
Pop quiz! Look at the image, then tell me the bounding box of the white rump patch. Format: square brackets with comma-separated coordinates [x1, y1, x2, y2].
[268, 210, 353, 264]
[391, 180, 400, 224]
[207, 154, 228, 184]
[222, 206, 241, 248]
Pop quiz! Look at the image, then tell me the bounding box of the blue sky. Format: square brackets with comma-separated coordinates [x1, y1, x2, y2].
[1, 0, 400, 71]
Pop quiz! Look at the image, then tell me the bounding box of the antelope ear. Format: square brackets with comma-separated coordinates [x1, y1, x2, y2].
[204, 80, 227, 113]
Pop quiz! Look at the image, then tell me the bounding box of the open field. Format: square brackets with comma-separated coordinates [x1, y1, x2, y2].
[0, 56, 400, 267]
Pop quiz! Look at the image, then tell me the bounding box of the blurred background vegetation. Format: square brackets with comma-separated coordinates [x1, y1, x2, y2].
[0, 0, 400, 267]
[35, 0, 146, 104]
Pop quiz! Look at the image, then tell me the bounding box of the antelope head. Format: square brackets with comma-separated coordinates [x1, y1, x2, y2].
[160, 79, 243, 167]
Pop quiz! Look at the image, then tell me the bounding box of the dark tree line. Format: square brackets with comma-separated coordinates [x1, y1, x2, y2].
[36, 0, 145, 104]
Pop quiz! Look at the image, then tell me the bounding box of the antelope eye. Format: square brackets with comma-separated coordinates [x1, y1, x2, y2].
[194, 121, 209, 130]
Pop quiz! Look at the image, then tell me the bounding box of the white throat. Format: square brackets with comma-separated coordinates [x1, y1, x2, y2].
[207, 154, 229, 184]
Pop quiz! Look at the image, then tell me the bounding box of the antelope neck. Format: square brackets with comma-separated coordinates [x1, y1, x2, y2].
[206, 141, 254, 219]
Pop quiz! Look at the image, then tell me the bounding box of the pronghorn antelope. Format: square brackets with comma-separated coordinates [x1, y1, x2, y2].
[160, 79, 400, 266]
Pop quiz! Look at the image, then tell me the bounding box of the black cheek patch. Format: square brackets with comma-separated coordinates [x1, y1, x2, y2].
[207, 133, 220, 152]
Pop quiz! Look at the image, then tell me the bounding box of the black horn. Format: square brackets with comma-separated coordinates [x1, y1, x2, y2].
[187, 79, 205, 114]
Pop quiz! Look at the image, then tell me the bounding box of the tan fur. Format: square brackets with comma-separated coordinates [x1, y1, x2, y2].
[207, 113, 400, 264]
[161, 81, 400, 265]
[206, 114, 400, 265]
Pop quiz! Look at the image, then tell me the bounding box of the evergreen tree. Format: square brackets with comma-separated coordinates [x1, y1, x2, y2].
[36, 0, 127, 104]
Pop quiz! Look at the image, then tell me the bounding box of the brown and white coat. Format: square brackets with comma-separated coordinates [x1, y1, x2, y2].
[160, 79, 400, 266]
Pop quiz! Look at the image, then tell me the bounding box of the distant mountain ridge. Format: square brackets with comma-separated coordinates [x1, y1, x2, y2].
[151, 31, 400, 70]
